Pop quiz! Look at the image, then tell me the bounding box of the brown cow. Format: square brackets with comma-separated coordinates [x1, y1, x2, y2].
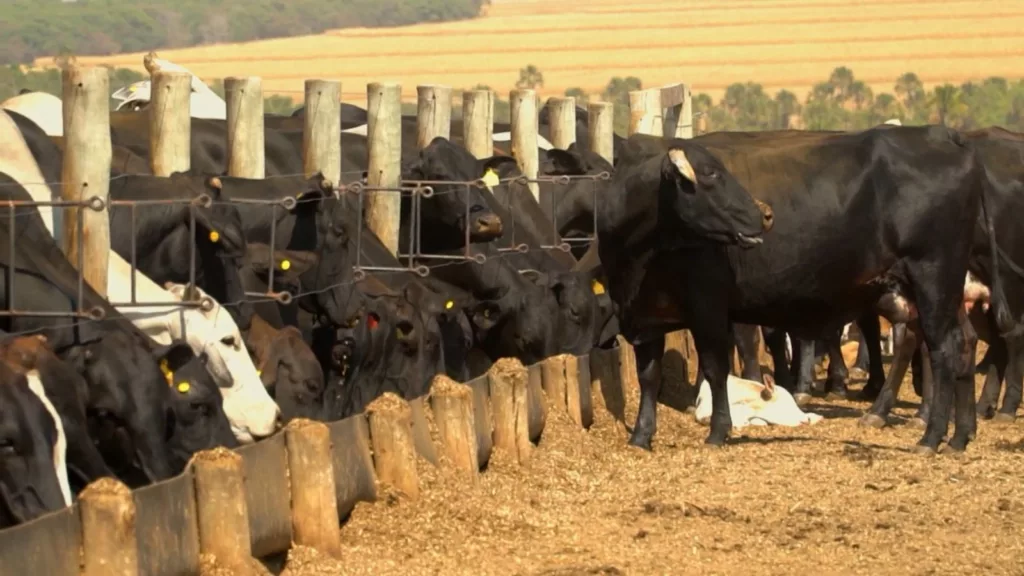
[245, 315, 325, 423]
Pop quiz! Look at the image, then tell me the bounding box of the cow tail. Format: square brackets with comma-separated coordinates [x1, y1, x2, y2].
[978, 169, 1022, 338]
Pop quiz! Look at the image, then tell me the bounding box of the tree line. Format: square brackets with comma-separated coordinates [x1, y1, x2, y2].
[1, 0, 488, 66]
[4, 62, 1022, 136]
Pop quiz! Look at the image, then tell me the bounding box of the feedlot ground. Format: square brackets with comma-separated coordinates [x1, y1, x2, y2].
[282, 356, 1024, 576]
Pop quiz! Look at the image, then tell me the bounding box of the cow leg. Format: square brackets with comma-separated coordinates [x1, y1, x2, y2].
[859, 326, 917, 428]
[856, 313, 886, 400]
[791, 338, 816, 407]
[910, 346, 924, 398]
[852, 323, 871, 372]
[627, 335, 666, 450]
[995, 336, 1024, 423]
[910, 341, 935, 428]
[762, 327, 794, 392]
[691, 324, 734, 447]
[977, 334, 1008, 419]
[824, 329, 850, 399]
[948, 311, 980, 448]
[733, 324, 763, 381]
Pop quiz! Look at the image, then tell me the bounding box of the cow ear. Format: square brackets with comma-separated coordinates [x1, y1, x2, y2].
[543, 149, 586, 175]
[477, 156, 518, 182]
[151, 340, 196, 373]
[518, 268, 550, 287]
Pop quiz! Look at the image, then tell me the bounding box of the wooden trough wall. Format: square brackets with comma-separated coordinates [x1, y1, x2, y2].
[0, 65, 695, 576]
[0, 341, 693, 576]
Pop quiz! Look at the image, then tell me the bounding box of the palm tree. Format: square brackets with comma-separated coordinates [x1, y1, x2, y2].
[828, 66, 855, 104]
[848, 81, 873, 111]
[774, 89, 801, 129]
[895, 72, 926, 120]
[930, 84, 962, 125]
[602, 76, 642, 105]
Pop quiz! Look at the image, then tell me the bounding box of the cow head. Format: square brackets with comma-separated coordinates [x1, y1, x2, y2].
[164, 282, 282, 443]
[160, 342, 239, 471]
[403, 137, 504, 250]
[0, 366, 66, 528]
[251, 325, 325, 425]
[659, 141, 769, 248]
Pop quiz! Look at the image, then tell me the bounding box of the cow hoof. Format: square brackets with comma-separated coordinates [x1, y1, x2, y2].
[826, 390, 849, 402]
[977, 406, 995, 420]
[627, 436, 654, 452]
[912, 444, 938, 457]
[858, 414, 887, 429]
[992, 413, 1016, 425]
[940, 441, 967, 455]
[908, 417, 927, 430]
[793, 393, 812, 408]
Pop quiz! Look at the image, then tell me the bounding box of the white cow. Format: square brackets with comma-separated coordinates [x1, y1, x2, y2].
[106, 253, 280, 443]
[1, 91, 64, 137]
[694, 375, 824, 429]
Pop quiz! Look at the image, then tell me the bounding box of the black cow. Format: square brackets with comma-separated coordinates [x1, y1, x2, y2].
[598, 135, 771, 448]
[0, 361, 67, 528]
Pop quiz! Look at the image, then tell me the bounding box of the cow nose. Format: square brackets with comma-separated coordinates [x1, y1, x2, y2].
[472, 213, 504, 238]
[755, 199, 774, 232]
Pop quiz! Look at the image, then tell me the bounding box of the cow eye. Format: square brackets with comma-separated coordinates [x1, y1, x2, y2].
[220, 336, 237, 348]
[0, 439, 15, 456]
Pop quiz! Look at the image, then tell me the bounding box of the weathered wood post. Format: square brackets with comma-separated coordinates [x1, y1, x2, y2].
[660, 83, 693, 139]
[366, 392, 420, 498]
[628, 88, 662, 137]
[224, 76, 265, 178]
[416, 85, 451, 150]
[463, 89, 494, 159]
[489, 358, 532, 464]
[302, 79, 341, 186]
[149, 70, 192, 176]
[79, 478, 139, 576]
[365, 82, 402, 256]
[192, 448, 255, 574]
[546, 96, 576, 150]
[587, 101, 615, 165]
[510, 89, 539, 201]
[60, 65, 111, 297]
[286, 419, 342, 558]
[429, 375, 480, 479]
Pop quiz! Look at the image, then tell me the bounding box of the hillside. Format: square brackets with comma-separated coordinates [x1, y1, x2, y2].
[60, 0, 1024, 103]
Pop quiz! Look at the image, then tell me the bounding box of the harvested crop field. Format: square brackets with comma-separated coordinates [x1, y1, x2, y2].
[270, 345, 1024, 576]
[65, 0, 1024, 103]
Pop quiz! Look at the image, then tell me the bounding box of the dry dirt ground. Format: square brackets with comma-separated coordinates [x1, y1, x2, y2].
[273, 345, 1024, 576]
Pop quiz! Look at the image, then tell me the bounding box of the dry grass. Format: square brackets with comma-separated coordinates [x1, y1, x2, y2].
[56, 0, 1024, 104]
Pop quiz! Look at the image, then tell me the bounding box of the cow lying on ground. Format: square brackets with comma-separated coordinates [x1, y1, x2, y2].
[694, 375, 824, 429]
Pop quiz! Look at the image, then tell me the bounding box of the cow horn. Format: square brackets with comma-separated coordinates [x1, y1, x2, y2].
[207, 176, 222, 190]
[668, 148, 697, 184]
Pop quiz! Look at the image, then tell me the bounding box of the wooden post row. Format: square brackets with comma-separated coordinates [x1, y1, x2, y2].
[587, 101, 615, 165]
[149, 70, 191, 177]
[365, 82, 402, 257]
[224, 76, 265, 179]
[60, 65, 111, 298]
[510, 89, 539, 201]
[546, 96, 576, 150]
[416, 85, 451, 150]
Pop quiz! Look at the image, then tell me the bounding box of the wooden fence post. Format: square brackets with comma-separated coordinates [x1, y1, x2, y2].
[660, 83, 693, 139]
[463, 89, 494, 160]
[416, 85, 451, 150]
[587, 101, 615, 165]
[224, 76, 265, 178]
[628, 88, 662, 137]
[366, 392, 420, 499]
[546, 96, 576, 150]
[489, 358, 531, 464]
[429, 375, 479, 479]
[149, 70, 191, 176]
[192, 448, 254, 574]
[286, 419, 342, 558]
[60, 65, 111, 297]
[510, 89, 539, 201]
[302, 80, 341, 186]
[79, 478, 139, 576]
[366, 82, 402, 256]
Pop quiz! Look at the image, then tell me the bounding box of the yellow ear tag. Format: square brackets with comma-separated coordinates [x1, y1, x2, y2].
[280, 259, 291, 271]
[296, 191, 304, 199]
[591, 279, 606, 295]
[445, 300, 454, 310]
[160, 359, 174, 385]
[209, 231, 220, 243]
[256, 370, 262, 377]
[176, 382, 190, 394]
[481, 168, 499, 188]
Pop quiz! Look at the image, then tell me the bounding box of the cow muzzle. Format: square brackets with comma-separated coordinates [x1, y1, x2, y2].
[755, 199, 774, 232]
[471, 213, 504, 240]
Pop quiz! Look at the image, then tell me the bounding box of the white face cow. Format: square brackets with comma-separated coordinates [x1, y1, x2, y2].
[164, 283, 281, 443]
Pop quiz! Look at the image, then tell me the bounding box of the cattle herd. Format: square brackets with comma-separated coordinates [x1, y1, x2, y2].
[0, 85, 1020, 538]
